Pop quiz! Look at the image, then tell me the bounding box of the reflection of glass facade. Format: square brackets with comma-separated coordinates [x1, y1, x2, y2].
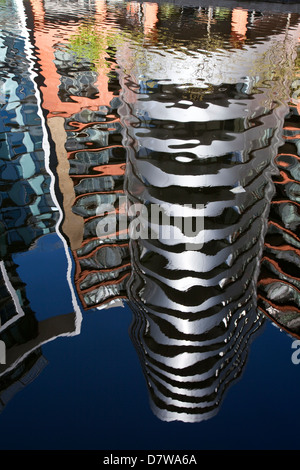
[0, 0, 80, 413]
[0, 20, 58, 261]
[0, 0, 58, 332]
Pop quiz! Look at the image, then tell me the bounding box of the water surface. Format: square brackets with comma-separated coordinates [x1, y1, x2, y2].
[0, 0, 300, 450]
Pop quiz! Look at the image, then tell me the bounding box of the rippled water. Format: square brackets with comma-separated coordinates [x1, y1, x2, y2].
[0, 0, 300, 450]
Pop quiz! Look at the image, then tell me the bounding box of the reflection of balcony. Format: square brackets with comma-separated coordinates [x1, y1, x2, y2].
[258, 70, 300, 338]
[129, 293, 263, 422]
[61, 101, 131, 310]
[117, 25, 297, 417]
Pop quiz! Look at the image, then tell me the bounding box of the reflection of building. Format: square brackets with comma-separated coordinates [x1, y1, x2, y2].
[0, 0, 59, 330]
[258, 51, 300, 338]
[128, 0, 300, 15]
[0, 0, 81, 412]
[120, 76, 277, 421]
[117, 5, 300, 422]
[129, 289, 264, 422]
[65, 101, 131, 310]
[0, 6, 59, 263]
[29, 0, 131, 310]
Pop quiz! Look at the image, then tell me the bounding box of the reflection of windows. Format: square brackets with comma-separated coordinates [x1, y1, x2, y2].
[73, 175, 124, 195]
[58, 72, 99, 101]
[63, 91, 130, 309]
[54, 49, 99, 101]
[257, 103, 300, 337]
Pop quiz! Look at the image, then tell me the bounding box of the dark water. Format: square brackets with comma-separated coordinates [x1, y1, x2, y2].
[1, 0, 300, 450]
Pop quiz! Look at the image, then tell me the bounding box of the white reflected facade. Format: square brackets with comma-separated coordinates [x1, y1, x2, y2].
[117, 10, 300, 422]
